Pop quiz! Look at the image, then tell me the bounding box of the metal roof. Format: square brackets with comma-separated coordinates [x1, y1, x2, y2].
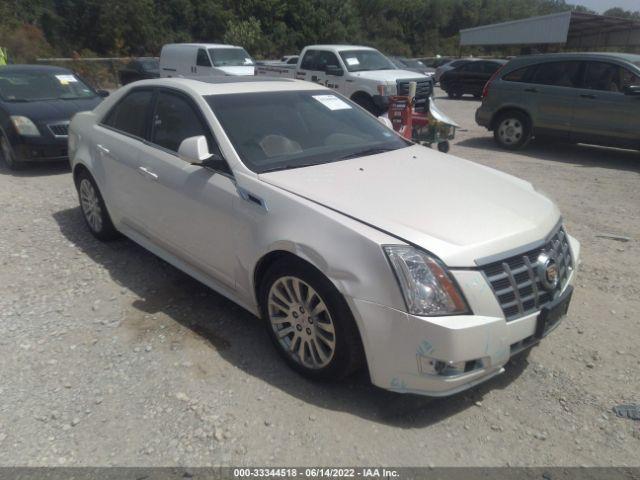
[460, 11, 640, 48]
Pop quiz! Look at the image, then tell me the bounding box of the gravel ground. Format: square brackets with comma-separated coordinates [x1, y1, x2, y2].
[0, 89, 639, 467]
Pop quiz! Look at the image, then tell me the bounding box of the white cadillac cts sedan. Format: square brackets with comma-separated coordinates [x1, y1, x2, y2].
[69, 77, 580, 397]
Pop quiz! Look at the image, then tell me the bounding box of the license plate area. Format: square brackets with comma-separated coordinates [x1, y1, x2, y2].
[535, 286, 573, 339]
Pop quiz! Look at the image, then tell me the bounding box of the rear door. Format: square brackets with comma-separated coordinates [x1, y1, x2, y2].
[570, 61, 640, 148]
[298, 50, 325, 85]
[96, 88, 155, 231]
[135, 89, 239, 287]
[523, 60, 583, 139]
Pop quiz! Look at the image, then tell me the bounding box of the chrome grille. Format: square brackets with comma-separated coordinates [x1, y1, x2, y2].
[48, 122, 69, 137]
[479, 226, 573, 321]
[396, 78, 433, 112]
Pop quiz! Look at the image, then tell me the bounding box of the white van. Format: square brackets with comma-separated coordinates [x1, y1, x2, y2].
[160, 43, 255, 78]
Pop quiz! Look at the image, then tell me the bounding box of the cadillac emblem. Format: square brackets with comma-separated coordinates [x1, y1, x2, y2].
[537, 252, 559, 291]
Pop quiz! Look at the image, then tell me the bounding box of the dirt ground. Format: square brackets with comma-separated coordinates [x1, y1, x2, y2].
[0, 89, 638, 467]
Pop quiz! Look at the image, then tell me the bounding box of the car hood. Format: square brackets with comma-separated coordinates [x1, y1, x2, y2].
[259, 145, 560, 267]
[352, 69, 429, 82]
[215, 66, 255, 76]
[4, 97, 103, 123]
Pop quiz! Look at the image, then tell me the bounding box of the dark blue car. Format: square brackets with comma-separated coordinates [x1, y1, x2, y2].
[0, 65, 106, 169]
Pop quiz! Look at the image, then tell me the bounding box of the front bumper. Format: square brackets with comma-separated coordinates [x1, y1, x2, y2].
[350, 235, 580, 397]
[13, 137, 68, 162]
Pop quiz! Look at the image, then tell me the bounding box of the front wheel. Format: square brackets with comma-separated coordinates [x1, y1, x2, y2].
[493, 111, 532, 150]
[75, 170, 120, 241]
[260, 259, 364, 381]
[437, 141, 450, 153]
[0, 133, 22, 170]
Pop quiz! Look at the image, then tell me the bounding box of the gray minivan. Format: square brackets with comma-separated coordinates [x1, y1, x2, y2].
[476, 53, 640, 150]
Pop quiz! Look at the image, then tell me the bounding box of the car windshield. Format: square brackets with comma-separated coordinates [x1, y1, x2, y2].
[402, 58, 426, 68]
[339, 50, 396, 72]
[139, 59, 159, 72]
[206, 90, 409, 173]
[0, 71, 96, 102]
[208, 48, 254, 67]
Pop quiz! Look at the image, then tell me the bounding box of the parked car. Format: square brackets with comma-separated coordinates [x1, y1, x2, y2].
[255, 44, 433, 115]
[69, 76, 579, 397]
[434, 58, 476, 83]
[420, 57, 453, 69]
[440, 59, 507, 99]
[118, 57, 159, 85]
[160, 43, 255, 79]
[388, 56, 435, 77]
[476, 52, 640, 150]
[280, 55, 299, 65]
[0, 65, 106, 169]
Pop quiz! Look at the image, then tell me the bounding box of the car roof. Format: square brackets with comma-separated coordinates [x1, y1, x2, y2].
[163, 43, 244, 49]
[507, 52, 640, 66]
[125, 77, 326, 96]
[305, 45, 377, 52]
[0, 64, 72, 74]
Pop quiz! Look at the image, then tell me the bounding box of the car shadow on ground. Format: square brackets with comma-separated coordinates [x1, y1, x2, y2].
[0, 160, 70, 177]
[456, 136, 640, 174]
[52, 205, 530, 428]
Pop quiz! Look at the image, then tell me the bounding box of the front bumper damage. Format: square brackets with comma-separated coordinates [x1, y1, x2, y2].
[350, 235, 580, 397]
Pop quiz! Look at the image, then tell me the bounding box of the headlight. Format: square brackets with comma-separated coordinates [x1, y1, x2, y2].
[384, 246, 469, 316]
[379, 84, 397, 97]
[10, 116, 40, 136]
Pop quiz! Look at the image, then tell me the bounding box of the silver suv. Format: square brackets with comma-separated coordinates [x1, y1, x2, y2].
[476, 53, 640, 150]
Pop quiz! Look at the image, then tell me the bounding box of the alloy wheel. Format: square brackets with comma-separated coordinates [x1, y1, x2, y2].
[79, 178, 103, 233]
[267, 276, 336, 369]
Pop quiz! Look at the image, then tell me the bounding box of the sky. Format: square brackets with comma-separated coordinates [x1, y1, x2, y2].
[576, 0, 640, 13]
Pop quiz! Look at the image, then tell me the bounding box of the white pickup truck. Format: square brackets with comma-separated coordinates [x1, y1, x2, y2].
[255, 44, 433, 115]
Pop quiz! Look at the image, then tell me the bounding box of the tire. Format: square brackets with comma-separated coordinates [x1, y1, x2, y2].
[451, 88, 463, 99]
[259, 258, 364, 381]
[75, 169, 120, 241]
[0, 132, 23, 170]
[351, 93, 379, 116]
[493, 110, 532, 150]
[437, 141, 450, 153]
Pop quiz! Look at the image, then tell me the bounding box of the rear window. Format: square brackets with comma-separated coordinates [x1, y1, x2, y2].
[529, 61, 582, 88]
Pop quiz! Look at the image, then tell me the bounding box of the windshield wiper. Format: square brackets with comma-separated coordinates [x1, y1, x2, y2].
[337, 146, 397, 160]
[260, 162, 319, 173]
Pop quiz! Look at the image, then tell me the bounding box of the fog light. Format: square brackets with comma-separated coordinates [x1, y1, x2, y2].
[418, 356, 481, 376]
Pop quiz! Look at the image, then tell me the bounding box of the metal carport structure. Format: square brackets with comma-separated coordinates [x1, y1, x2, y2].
[460, 11, 640, 49]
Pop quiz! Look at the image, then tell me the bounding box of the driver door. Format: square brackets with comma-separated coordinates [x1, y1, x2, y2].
[135, 89, 239, 287]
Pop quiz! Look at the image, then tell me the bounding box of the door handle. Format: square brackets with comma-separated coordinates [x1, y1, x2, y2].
[138, 166, 158, 180]
[524, 87, 538, 93]
[96, 144, 110, 154]
[580, 93, 596, 99]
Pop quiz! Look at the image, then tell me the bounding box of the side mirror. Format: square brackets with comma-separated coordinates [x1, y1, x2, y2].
[624, 85, 640, 96]
[178, 135, 213, 165]
[326, 65, 344, 77]
[377, 116, 393, 129]
[178, 135, 229, 172]
[97, 90, 110, 98]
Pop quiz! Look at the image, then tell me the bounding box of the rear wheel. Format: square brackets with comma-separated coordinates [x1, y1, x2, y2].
[259, 259, 364, 381]
[75, 169, 120, 241]
[0, 132, 22, 170]
[493, 111, 532, 150]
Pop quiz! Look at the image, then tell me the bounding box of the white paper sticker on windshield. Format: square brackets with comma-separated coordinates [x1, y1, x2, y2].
[55, 74, 78, 85]
[244, 58, 253, 65]
[312, 94, 352, 111]
[345, 57, 359, 66]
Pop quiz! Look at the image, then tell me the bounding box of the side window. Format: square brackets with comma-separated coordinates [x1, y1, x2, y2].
[483, 62, 502, 74]
[102, 89, 153, 138]
[503, 66, 534, 82]
[152, 91, 212, 152]
[530, 61, 581, 88]
[583, 62, 637, 93]
[196, 48, 212, 67]
[300, 50, 319, 70]
[315, 51, 340, 72]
